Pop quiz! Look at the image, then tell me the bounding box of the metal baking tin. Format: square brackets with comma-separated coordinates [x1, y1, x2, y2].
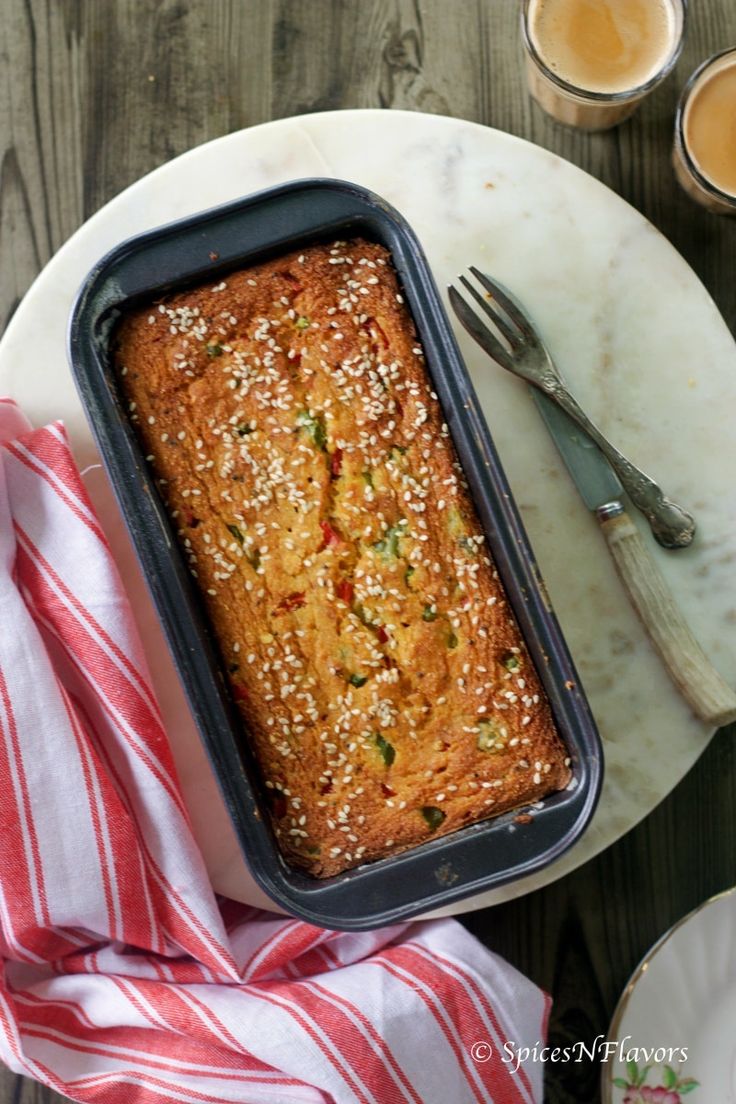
[68, 179, 602, 930]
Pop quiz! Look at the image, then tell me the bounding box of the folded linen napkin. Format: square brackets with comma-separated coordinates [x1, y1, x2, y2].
[0, 398, 548, 1104]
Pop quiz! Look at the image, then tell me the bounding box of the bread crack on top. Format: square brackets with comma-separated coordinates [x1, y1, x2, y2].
[115, 238, 571, 877]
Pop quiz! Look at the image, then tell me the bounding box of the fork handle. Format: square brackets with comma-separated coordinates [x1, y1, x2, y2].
[551, 386, 695, 550]
[598, 506, 736, 727]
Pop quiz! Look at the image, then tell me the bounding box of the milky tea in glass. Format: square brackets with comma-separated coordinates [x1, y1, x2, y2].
[522, 0, 687, 130]
[673, 49, 736, 215]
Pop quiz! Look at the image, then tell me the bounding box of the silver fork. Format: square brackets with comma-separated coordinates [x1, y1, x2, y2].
[448, 267, 696, 550]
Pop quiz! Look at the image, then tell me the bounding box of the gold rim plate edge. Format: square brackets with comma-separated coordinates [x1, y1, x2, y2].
[600, 884, 736, 1103]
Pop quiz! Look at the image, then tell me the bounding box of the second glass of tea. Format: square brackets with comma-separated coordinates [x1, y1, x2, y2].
[522, 0, 687, 130]
[673, 48, 736, 215]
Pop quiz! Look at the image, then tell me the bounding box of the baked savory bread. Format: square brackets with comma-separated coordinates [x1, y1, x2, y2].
[115, 238, 571, 877]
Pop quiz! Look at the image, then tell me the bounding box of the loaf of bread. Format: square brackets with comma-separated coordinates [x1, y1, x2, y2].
[115, 238, 571, 877]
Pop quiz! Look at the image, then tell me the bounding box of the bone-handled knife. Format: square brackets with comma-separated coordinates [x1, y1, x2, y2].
[535, 392, 736, 728]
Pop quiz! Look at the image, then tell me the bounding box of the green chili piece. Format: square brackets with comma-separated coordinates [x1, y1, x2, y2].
[375, 734, 396, 767]
[421, 806, 446, 831]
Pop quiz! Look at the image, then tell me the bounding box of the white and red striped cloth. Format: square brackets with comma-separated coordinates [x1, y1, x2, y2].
[0, 398, 549, 1104]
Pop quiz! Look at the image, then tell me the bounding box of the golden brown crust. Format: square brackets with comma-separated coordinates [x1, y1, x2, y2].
[115, 239, 571, 877]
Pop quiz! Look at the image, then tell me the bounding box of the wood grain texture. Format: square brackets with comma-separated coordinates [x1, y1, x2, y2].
[1, 2, 735, 1101]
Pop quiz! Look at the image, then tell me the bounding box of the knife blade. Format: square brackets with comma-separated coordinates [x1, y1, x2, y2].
[531, 390, 623, 512]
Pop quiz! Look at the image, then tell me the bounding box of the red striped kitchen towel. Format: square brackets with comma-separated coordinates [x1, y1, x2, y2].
[0, 397, 548, 1104]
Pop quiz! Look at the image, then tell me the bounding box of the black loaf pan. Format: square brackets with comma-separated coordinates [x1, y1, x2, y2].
[68, 178, 603, 930]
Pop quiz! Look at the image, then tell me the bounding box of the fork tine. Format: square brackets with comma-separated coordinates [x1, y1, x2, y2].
[459, 273, 521, 350]
[448, 284, 515, 372]
[468, 267, 538, 345]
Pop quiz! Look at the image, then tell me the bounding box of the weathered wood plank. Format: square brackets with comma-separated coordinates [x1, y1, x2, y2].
[75, 0, 274, 215]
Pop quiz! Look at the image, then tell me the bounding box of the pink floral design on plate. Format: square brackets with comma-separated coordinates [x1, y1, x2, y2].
[614, 1061, 699, 1102]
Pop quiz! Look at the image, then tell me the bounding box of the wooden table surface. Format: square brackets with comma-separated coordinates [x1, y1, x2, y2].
[2, 2, 735, 1101]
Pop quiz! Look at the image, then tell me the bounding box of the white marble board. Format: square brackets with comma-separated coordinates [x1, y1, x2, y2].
[1, 110, 734, 917]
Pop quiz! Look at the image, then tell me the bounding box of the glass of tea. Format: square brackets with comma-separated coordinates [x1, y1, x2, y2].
[673, 49, 736, 215]
[521, 0, 688, 130]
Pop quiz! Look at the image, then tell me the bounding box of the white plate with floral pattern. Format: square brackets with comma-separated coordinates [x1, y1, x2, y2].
[603, 887, 736, 1103]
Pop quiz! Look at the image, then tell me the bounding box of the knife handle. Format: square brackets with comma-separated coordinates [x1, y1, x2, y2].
[598, 508, 736, 728]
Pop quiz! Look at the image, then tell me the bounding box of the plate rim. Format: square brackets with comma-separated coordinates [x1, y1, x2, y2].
[601, 884, 736, 1102]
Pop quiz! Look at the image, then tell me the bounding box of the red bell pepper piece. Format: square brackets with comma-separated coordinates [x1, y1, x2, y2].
[336, 579, 354, 604]
[319, 520, 341, 549]
[275, 592, 306, 614]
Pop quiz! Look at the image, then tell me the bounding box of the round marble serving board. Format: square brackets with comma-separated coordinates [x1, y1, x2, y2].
[1, 110, 734, 918]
